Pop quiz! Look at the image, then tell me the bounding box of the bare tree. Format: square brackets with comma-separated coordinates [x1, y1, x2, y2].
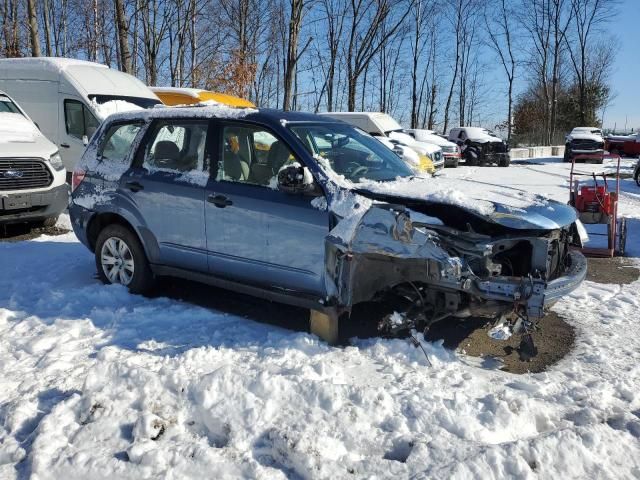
[484, 0, 518, 142]
[114, 0, 132, 72]
[565, 0, 617, 125]
[283, 0, 311, 110]
[344, 0, 412, 111]
[26, 0, 41, 55]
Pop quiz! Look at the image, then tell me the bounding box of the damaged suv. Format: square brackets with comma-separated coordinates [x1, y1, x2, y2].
[69, 106, 586, 351]
[449, 127, 510, 167]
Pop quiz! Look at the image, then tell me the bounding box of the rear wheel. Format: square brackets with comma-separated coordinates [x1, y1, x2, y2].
[95, 224, 155, 294]
[498, 156, 510, 167]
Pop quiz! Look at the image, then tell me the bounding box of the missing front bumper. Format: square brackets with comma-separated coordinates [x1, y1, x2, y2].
[473, 250, 587, 318]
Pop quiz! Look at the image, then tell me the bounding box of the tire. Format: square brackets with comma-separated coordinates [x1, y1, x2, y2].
[465, 151, 477, 166]
[498, 156, 510, 167]
[635, 170, 640, 187]
[451, 158, 459, 168]
[563, 146, 571, 163]
[95, 224, 155, 294]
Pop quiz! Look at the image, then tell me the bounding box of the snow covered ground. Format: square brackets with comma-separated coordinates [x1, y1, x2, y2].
[1, 157, 640, 479]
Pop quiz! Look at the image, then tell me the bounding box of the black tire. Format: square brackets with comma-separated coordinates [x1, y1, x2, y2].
[498, 156, 510, 167]
[465, 151, 477, 166]
[95, 224, 155, 294]
[563, 146, 571, 163]
[635, 170, 640, 187]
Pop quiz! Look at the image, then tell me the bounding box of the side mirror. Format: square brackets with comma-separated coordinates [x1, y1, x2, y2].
[277, 164, 314, 194]
[82, 135, 89, 146]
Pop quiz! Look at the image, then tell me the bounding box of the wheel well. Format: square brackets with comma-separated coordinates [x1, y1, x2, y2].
[87, 213, 137, 251]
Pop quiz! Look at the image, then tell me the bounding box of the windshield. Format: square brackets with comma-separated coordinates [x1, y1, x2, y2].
[0, 95, 22, 115]
[89, 95, 161, 109]
[289, 123, 414, 182]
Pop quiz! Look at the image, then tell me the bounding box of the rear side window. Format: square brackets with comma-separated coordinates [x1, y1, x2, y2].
[64, 100, 99, 139]
[99, 123, 143, 166]
[144, 121, 209, 172]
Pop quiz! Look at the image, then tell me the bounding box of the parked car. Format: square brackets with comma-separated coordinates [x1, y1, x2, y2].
[605, 132, 640, 158]
[448, 127, 510, 166]
[563, 127, 605, 164]
[0, 91, 68, 226]
[69, 106, 587, 346]
[320, 112, 444, 173]
[151, 86, 255, 108]
[0, 57, 161, 174]
[406, 128, 461, 167]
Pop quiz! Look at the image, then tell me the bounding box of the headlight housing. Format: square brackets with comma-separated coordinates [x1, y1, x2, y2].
[49, 152, 65, 171]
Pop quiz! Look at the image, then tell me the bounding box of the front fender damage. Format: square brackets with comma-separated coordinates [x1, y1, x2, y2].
[323, 201, 587, 348]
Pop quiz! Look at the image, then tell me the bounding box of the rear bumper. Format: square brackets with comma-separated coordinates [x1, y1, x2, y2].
[0, 183, 70, 224]
[473, 250, 587, 318]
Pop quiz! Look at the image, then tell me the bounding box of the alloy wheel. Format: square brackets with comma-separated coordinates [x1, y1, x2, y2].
[100, 236, 135, 285]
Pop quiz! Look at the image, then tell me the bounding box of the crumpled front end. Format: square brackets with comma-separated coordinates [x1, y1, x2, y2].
[325, 204, 587, 331]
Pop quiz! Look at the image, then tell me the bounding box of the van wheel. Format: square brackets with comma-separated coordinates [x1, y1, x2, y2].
[95, 224, 155, 294]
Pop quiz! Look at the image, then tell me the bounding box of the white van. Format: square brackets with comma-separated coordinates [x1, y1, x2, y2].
[1, 90, 68, 226]
[0, 58, 161, 173]
[320, 112, 444, 173]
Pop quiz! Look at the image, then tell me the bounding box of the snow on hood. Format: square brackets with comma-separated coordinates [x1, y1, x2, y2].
[376, 137, 420, 166]
[388, 131, 442, 155]
[567, 128, 604, 142]
[463, 127, 504, 143]
[353, 176, 577, 230]
[409, 129, 457, 148]
[0, 112, 40, 143]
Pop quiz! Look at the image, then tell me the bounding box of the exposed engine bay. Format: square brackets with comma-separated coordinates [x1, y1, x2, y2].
[324, 197, 587, 357]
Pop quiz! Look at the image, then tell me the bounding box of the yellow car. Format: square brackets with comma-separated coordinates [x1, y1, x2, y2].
[150, 87, 255, 108]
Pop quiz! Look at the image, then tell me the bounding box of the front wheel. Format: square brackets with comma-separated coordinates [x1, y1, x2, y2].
[95, 224, 155, 294]
[465, 151, 477, 166]
[498, 156, 510, 167]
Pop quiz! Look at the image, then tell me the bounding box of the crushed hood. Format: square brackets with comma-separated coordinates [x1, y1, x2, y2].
[352, 177, 577, 231]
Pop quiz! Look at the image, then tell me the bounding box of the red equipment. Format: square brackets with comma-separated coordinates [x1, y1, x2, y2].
[569, 153, 627, 257]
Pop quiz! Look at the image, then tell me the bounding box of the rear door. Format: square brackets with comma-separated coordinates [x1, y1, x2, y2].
[205, 121, 328, 296]
[119, 119, 210, 272]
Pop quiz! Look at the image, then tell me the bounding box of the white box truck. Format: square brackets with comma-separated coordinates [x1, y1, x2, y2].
[0, 57, 161, 174]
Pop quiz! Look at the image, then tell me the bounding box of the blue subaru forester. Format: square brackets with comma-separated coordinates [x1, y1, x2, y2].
[70, 105, 587, 346]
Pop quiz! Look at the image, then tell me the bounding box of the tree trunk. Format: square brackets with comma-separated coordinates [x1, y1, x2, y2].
[115, 0, 132, 72]
[27, 0, 41, 56]
[42, 0, 52, 56]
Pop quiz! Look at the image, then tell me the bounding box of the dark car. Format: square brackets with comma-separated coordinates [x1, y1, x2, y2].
[69, 106, 586, 348]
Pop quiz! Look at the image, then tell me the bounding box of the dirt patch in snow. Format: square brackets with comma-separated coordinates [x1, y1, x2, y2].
[0, 223, 70, 242]
[426, 313, 575, 374]
[586, 257, 640, 285]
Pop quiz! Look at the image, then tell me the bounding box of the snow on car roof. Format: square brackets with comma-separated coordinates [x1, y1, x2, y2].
[0, 56, 109, 74]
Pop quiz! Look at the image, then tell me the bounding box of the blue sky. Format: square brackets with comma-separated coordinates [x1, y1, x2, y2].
[604, 0, 640, 131]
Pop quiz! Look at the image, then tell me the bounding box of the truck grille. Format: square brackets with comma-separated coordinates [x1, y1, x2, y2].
[570, 139, 603, 151]
[0, 158, 53, 191]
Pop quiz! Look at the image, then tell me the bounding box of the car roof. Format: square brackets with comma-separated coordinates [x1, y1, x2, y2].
[105, 105, 347, 125]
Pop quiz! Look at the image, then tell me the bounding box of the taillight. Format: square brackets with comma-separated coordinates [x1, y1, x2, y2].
[72, 168, 86, 191]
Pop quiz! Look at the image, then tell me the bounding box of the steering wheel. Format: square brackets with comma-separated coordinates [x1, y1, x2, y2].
[348, 165, 369, 180]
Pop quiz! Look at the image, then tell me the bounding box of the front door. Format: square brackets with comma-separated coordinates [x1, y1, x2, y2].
[59, 97, 99, 172]
[205, 122, 328, 296]
[120, 119, 210, 272]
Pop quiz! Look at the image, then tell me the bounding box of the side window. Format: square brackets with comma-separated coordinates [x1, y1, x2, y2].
[64, 100, 99, 139]
[217, 125, 295, 187]
[99, 123, 143, 166]
[144, 121, 208, 172]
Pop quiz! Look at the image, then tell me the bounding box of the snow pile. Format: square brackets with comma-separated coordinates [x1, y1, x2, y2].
[0, 112, 39, 143]
[91, 99, 143, 119]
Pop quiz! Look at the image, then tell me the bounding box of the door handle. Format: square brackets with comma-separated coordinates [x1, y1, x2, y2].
[208, 194, 232, 208]
[60, 143, 70, 148]
[125, 181, 144, 192]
